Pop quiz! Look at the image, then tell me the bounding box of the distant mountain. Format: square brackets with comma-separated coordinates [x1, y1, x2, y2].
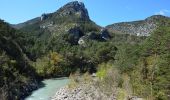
[13, 1, 90, 28]
[12, 1, 103, 58]
[11, 1, 170, 58]
[106, 15, 170, 36]
[13, 1, 170, 38]
[14, 1, 100, 35]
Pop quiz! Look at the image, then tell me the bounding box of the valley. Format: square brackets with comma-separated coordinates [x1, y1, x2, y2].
[0, 1, 170, 100]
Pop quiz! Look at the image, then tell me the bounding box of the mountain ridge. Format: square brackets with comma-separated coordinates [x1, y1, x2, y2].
[106, 15, 170, 36]
[13, 1, 91, 29]
[12, 1, 170, 37]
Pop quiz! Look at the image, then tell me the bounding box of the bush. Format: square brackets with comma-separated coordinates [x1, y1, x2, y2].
[96, 63, 122, 96]
[33, 51, 64, 77]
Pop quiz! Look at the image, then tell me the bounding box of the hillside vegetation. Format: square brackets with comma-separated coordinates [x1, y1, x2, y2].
[0, 20, 39, 100]
[113, 20, 170, 99]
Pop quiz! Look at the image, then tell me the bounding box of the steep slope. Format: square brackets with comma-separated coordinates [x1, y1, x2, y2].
[106, 15, 170, 36]
[14, 1, 90, 29]
[12, 1, 101, 59]
[0, 19, 39, 100]
[14, 1, 100, 37]
[113, 19, 170, 99]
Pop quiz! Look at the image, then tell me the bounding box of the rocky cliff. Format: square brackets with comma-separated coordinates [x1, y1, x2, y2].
[106, 15, 170, 36]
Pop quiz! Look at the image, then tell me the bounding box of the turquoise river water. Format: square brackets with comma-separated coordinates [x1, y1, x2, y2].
[25, 77, 69, 100]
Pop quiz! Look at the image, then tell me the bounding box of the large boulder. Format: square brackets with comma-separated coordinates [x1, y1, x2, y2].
[65, 27, 84, 45]
[100, 29, 111, 40]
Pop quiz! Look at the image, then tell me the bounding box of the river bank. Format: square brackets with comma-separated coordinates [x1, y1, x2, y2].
[25, 77, 69, 100]
[51, 74, 117, 100]
[51, 83, 117, 100]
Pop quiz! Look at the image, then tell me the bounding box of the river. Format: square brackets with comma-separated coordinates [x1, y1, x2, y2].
[25, 77, 69, 100]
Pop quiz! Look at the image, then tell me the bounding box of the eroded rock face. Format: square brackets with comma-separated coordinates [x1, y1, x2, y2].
[41, 14, 48, 21]
[100, 29, 111, 40]
[66, 27, 84, 44]
[106, 20, 156, 36]
[106, 15, 170, 36]
[57, 1, 89, 20]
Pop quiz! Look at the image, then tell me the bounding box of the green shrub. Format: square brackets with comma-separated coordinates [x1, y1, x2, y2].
[33, 51, 64, 77]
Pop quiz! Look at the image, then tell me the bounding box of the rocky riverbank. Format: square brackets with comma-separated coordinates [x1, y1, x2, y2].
[51, 74, 144, 100]
[51, 83, 117, 100]
[51, 84, 144, 100]
[19, 80, 39, 99]
[25, 78, 69, 100]
[0, 79, 39, 100]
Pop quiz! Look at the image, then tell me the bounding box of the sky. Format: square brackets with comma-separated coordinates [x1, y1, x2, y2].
[0, 0, 170, 26]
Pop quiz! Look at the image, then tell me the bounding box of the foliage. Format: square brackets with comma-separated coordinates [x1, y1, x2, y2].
[96, 63, 110, 80]
[0, 20, 39, 100]
[95, 63, 123, 96]
[117, 88, 127, 100]
[115, 25, 170, 99]
[34, 51, 66, 77]
[68, 72, 80, 89]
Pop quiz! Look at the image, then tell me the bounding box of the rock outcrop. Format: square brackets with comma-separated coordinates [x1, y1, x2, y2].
[57, 1, 89, 20]
[106, 15, 170, 36]
[100, 28, 111, 40]
[41, 13, 48, 21]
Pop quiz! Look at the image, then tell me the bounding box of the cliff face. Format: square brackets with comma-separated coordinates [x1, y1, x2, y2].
[106, 15, 170, 36]
[56, 1, 89, 20]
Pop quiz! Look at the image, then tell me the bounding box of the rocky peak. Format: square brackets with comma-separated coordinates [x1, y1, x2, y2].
[13, 1, 91, 29]
[57, 1, 89, 20]
[41, 13, 48, 21]
[145, 15, 169, 21]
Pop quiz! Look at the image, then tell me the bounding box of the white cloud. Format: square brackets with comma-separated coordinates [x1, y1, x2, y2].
[164, 9, 170, 12]
[155, 9, 170, 15]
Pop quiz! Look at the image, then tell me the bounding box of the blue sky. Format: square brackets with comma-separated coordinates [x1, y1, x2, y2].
[0, 0, 170, 26]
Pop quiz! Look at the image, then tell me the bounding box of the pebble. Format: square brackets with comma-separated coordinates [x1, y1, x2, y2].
[51, 84, 117, 100]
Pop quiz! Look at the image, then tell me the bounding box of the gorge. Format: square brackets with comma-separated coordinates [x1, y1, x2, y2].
[0, 1, 170, 100]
